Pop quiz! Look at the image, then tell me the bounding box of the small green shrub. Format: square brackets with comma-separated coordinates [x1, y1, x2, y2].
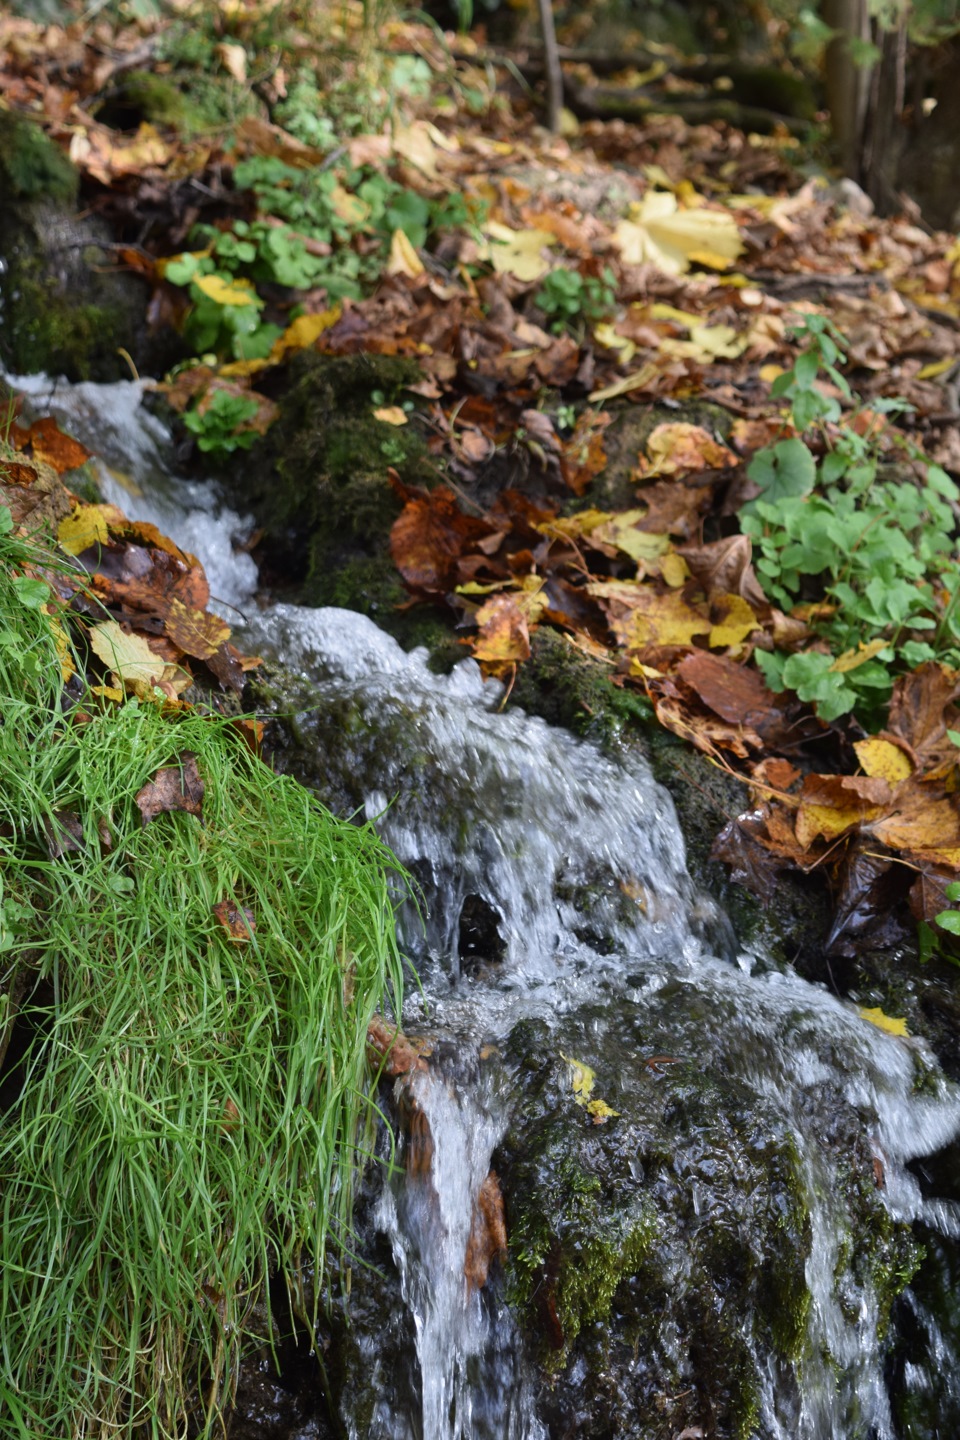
[534, 266, 617, 334]
[740, 317, 960, 724]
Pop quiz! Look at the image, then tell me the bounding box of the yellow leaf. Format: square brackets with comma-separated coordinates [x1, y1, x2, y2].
[392, 121, 439, 178]
[386, 228, 425, 278]
[611, 191, 743, 276]
[58, 504, 125, 555]
[795, 802, 877, 846]
[854, 737, 913, 785]
[485, 222, 554, 281]
[759, 363, 786, 384]
[660, 552, 689, 587]
[560, 1053, 595, 1099]
[623, 591, 711, 649]
[917, 357, 956, 380]
[193, 274, 259, 307]
[268, 306, 341, 363]
[585, 1097, 620, 1122]
[689, 322, 746, 359]
[857, 1006, 909, 1038]
[331, 184, 371, 226]
[593, 323, 635, 361]
[588, 361, 662, 403]
[592, 513, 670, 565]
[48, 612, 75, 683]
[88, 621, 191, 698]
[709, 594, 758, 648]
[374, 406, 408, 426]
[830, 639, 889, 673]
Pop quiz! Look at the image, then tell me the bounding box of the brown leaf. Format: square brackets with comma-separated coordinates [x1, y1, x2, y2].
[465, 1170, 507, 1292]
[472, 592, 531, 665]
[390, 487, 494, 594]
[677, 651, 776, 728]
[212, 898, 256, 943]
[676, 534, 769, 609]
[165, 597, 231, 661]
[366, 1017, 429, 1076]
[135, 752, 204, 826]
[43, 809, 84, 859]
[13, 415, 90, 473]
[887, 662, 960, 771]
[868, 781, 960, 852]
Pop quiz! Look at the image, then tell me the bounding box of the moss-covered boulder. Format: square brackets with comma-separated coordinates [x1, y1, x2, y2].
[0, 111, 160, 381]
[234, 353, 437, 625]
[497, 996, 921, 1440]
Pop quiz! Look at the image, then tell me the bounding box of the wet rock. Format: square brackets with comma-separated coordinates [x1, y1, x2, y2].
[0, 112, 163, 382]
[497, 999, 921, 1440]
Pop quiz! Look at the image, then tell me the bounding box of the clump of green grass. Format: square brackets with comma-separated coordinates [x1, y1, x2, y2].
[0, 505, 407, 1438]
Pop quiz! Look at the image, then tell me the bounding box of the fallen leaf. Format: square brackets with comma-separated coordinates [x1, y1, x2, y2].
[212, 898, 256, 943]
[473, 592, 531, 664]
[485, 222, 554, 281]
[13, 415, 91, 473]
[638, 422, 739, 477]
[857, 1006, 909, 1038]
[387, 228, 425, 278]
[611, 191, 743, 276]
[135, 752, 204, 826]
[854, 736, 914, 785]
[89, 620, 190, 697]
[164, 597, 231, 661]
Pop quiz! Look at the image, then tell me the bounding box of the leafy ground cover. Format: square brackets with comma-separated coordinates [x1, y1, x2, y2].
[0, 464, 407, 1435]
[4, 0, 960, 962]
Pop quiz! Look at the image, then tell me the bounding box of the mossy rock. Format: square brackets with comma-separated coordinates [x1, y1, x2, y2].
[235, 353, 438, 629]
[0, 114, 167, 381]
[498, 993, 919, 1440]
[0, 111, 77, 205]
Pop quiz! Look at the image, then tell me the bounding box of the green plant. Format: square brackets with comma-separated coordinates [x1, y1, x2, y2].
[0, 505, 408, 1437]
[182, 387, 261, 456]
[534, 266, 617, 334]
[740, 317, 960, 724]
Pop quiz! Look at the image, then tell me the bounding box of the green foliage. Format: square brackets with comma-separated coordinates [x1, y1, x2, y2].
[0, 507, 408, 1437]
[163, 165, 485, 367]
[741, 318, 960, 724]
[534, 266, 617, 334]
[182, 388, 260, 456]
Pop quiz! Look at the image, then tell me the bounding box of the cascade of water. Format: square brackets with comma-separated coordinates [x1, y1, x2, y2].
[10, 374, 960, 1438]
[372, 1062, 544, 1440]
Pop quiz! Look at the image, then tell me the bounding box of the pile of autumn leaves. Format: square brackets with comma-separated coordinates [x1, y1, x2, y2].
[388, 412, 960, 950]
[3, 411, 258, 703]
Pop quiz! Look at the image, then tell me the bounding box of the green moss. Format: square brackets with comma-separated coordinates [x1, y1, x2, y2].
[109, 70, 213, 133]
[509, 627, 654, 747]
[0, 111, 78, 205]
[2, 265, 119, 382]
[235, 353, 435, 618]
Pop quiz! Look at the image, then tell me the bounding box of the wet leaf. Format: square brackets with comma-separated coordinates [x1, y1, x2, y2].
[88, 620, 191, 698]
[165, 598, 231, 661]
[857, 1006, 909, 1038]
[13, 416, 91, 473]
[134, 752, 204, 826]
[212, 898, 256, 943]
[473, 592, 531, 664]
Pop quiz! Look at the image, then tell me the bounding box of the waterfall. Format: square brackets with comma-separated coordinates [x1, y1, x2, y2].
[10, 373, 960, 1440]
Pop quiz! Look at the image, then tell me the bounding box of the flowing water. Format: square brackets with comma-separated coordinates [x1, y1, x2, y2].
[14, 375, 960, 1439]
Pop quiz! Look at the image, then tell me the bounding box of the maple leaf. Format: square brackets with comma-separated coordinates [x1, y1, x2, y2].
[611, 191, 743, 275]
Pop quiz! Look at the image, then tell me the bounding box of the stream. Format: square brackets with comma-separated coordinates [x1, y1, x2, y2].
[12, 372, 960, 1440]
